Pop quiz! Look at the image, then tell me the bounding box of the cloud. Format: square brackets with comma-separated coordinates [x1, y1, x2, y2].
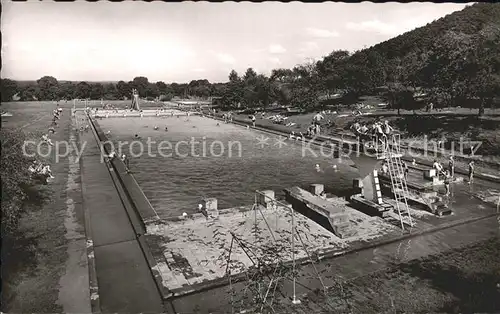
[269, 57, 281, 64]
[210, 51, 235, 64]
[268, 44, 286, 54]
[250, 48, 266, 53]
[306, 27, 339, 38]
[346, 20, 400, 36]
[299, 41, 320, 53]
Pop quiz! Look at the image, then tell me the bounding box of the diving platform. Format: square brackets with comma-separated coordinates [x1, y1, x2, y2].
[284, 186, 358, 238]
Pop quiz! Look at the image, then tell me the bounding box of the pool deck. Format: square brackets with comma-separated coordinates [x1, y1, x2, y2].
[143, 183, 499, 299]
[76, 111, 165, 313]
[145, 201, 398, 296]
[80, 111, 500, 309]
[90, 108, 195, 118]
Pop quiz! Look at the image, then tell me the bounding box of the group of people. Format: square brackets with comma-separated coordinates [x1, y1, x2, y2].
[380, 159, 410, 180]
[378, 155, 474, 197]
[351, 120, 394, 143]
[51, 105, 63, 127]
[105, 150, 131, 172]
[222, 112, 233, 123]
[29, 160, 54, 183]
[289, 131, 305, 141]
[306, 123, 321, 137]
[30, 104, 63, 184]
[432, 156, 475, 196]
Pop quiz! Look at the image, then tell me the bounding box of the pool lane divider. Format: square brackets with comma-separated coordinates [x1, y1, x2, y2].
[86, 113, 174, 302]
[74, 112, 101, 313]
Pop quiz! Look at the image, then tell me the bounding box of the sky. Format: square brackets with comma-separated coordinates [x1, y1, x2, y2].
[1, 1, 472, 83]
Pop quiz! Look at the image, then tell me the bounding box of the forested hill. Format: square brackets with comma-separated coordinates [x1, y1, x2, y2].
[312, 2, 500, 111]
[362, 3, 500, 61]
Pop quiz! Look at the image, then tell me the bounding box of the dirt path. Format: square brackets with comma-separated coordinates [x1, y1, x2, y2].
[56, 124, 91, 312]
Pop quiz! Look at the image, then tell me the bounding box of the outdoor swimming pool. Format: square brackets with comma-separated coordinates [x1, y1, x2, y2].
[97, 115, 359, 216]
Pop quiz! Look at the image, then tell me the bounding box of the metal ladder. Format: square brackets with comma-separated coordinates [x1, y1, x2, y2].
[384, 134, 414, 230]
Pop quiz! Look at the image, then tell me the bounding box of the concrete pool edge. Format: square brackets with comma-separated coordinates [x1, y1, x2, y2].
[86, 114, 174, 302]
[76, 124, 102, 313]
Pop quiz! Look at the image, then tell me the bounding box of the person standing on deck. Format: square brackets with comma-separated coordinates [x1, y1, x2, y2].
[251, 115, 256, 127]
[403, 161, 409, 180]
[121, 154, 130, 172]
[468, 161, 475, 184]
[444, 170, 451, 196]
[448, 156, 455, 178]
[433, 160, 443, 180]
[383, 120, 394, 136]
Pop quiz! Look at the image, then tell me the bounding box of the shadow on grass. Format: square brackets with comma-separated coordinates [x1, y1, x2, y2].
[1, 231, 40, 310]
[0, 185, 52, 312]
[341, 115, 499, 156]
[399, 238, 500, 313]
[392, 116, 499, 136]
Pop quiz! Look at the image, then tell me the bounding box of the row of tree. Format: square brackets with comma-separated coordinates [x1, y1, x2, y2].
[0, 76, 228, 103]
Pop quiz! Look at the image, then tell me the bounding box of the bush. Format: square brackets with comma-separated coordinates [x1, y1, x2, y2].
[1, 129, 48, 234]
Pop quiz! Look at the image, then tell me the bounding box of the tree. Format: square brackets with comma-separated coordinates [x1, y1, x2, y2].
[220, 70, 243, 109]
[316, 50, 350, 95]
[19, 85, 41, 101]
[156, 81, 167, 94]
[116, 81, 130, 100]
[229, 70, 240, 83]
[36, 76, 59, 100]
[75, 81, 91, 99]
[146, 83, 160, 99]
[243, 68, 258, 83]
[103, 83, 118, 100]
[466, 24, 500, 115]
[1, 79, 19, 102]
[288, 60, 321, 110]
[170, 83, 186, 97]
[131, 76, 149, 97]
[187, 79, 212, 98]
[89, 83, 104, 100]
[58, 82, 75, 100]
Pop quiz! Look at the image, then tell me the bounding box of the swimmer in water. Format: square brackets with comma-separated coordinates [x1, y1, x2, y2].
[217, 123, 220, 126]
[134, 134, 141, 139]
[165, 127, 168, 132]
[332, 164, 338, 172]
[154, 126, 159, 130]
[315, 164, 321, 172]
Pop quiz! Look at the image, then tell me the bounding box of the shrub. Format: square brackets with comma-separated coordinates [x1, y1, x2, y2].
[1, 129, 48, 234]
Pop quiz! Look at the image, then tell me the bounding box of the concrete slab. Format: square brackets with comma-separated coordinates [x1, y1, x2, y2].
[93, 240, 164, 313]
[145, 202, 397, 295]
[79, 111, 165, 312]
[80, 155, 136, 246]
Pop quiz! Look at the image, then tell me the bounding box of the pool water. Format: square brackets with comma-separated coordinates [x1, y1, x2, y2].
[98, 116, 359, 216]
